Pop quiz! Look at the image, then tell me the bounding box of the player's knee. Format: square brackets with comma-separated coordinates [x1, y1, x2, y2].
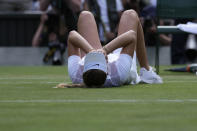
[79, 11, 94, 19]
[123, 9, 139, 20]
[68, 30, 77, 43]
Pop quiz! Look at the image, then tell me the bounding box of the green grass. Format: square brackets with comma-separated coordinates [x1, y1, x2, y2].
[0, 66, 197, 131]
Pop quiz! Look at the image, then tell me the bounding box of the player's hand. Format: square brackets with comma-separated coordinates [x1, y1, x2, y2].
[89, 49, 97, 53]
[97, 48, 108, 62]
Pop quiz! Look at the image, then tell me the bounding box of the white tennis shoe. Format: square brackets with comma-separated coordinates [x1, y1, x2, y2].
[139, 66, 163, 84]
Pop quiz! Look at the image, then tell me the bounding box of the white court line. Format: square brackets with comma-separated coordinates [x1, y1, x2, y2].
[0, 81, 61, 84]
[0, 77, 65, 80]
[1, 81, 197, 85]
[166, 81, 197, 83]
[0, 99, 197, 103]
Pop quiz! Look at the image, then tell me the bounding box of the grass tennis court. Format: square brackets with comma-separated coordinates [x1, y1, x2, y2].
[0, 66, 197, 131]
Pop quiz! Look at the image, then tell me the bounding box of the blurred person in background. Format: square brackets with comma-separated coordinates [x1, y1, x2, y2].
[0, 0, 32, 12]
[122, 0, 171, 46]
[32, 0, 41, 11]
[32, 12, 67, 65]
[140, 3, 172, 46]
[84, 0, 123, 45]
[40, 0, 81, 31]
[121, 0, 145, 15]
[32, 0, 52, 11]
[32, 0, 82, 65]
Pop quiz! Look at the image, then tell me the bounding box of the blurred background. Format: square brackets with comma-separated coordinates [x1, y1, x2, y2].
[0, 0, 196, 66]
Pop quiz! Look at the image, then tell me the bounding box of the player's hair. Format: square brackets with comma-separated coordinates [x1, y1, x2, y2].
[83, 69, 107, 87]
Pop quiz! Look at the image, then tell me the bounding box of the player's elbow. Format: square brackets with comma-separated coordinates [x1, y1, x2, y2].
[68, 30, 78, 43]
[128, 30, 137, 43]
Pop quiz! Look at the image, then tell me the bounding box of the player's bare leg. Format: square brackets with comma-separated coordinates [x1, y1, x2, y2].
[77, 11, 102, 57]
[118, 9, 149, 70]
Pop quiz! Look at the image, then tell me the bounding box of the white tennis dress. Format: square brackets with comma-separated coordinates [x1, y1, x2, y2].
[68, 48, 139, 87]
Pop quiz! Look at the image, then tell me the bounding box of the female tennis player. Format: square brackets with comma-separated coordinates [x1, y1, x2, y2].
[66, 10, 162, 87]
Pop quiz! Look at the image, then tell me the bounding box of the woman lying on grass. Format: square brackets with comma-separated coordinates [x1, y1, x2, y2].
[64, 10, 162, 88]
